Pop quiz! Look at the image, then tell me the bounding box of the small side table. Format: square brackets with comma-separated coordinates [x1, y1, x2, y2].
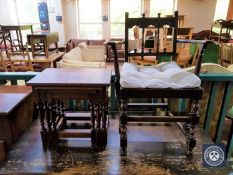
[27, 32, 59, 58]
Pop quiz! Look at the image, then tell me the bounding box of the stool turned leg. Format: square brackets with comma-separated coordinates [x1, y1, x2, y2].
[96, 104, 102, 149]
[55, 42, 58, 53]
[90, 103, 96, 149]
[39, 101, 47, 149]
[46, 101, 53, 149]
[120, 99, 127, 156]
[183, 100, 192, 134]
[101, 103, 108, 147]
[33, 101, 39, 120]
[186, 99, 200, 156]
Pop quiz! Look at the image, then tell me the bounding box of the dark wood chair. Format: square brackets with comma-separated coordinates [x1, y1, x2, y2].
[108, 11, 212, 156]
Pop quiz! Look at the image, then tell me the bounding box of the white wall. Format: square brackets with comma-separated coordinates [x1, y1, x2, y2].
[46, 0, 65, 46]
[0, 0, 10, 25]
[0, 0, 17, 25]
[61, 0, 78, 42]
[177, 0, 217, 32]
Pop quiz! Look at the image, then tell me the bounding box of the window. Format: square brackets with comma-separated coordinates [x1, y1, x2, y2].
[110, 0, 142, 38]
[78, 0, 102, 39]
[214, 0, 230, 21]
[15, 0, 40, 31]
[150, 0, 174, 17]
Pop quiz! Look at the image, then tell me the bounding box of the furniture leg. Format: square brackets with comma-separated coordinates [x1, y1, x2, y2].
[51, 100, 59, 145]
[90, 102, 96, 149]
[183, 100, 192, 134]
[96, 104, 102, 149]
[39, 101, 47, 149]
[44, 38, 49, 58]
[101, 103, 108, 147]
[33, 101, 39, 120]
[120, 99, 127, 155]
[45, 101, 53, 149]
[18, 29, 24, 52]
[55, 42, 58, 53]
[59, 100, 67, 128]
[30, 38, 35, 58]
[186, 99, 200, 156]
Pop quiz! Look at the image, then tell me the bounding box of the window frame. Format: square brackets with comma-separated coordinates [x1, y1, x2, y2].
[77, 0, 103, 39]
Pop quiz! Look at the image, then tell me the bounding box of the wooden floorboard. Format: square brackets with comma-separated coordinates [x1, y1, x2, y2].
[0, 116, 232, 174]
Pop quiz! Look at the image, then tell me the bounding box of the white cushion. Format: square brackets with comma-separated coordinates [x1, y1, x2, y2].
[78, 42, 88, 49]
[227, 65, 233, 72]
[80, 45, 106, 62]
[63, 47, 82, 61]
[57, 60, 106, 68]
[120, 61, 201, 88]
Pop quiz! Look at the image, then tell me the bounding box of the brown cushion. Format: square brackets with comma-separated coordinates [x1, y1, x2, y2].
[71, 39, 89, 47]
[88, 39, 105, 45]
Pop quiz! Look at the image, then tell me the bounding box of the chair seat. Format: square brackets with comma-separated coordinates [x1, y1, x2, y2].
[120, 61, 201, 89]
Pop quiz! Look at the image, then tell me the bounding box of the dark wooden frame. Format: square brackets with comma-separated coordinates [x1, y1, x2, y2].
[108, 11, 212, 156]
[27, 68, 111, 150]
[27, 33, 59, 58]
[1, 25, 33, 57]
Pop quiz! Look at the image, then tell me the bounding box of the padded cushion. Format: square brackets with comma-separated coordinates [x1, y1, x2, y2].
[78, 42, 88, 49]
[120, 61, 201, 88]
[46, 32, 59, 45]
[71, 39, 89, 47]
[57, 60, 106, 68]
[63, 47, 82, 61]
[80, 45, 106, 62]
[88, 39, 105, 45]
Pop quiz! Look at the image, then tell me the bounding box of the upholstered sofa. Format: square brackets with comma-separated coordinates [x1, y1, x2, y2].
[57, 42, 107, 68]
[66, 39, 105, 52]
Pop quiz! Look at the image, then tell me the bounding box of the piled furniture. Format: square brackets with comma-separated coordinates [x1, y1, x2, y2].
[57, 41, 106, 68]
[210, 19, 233, 43]
[66, 39, 105, 52]
[109, 11, 211, 156]
[27, 32, 59, 58]
[1, 25, 33, 57]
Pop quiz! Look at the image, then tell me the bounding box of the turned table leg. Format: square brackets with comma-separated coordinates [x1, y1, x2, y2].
[38, 101, 47, 149]
[186, 99, 200, 156]
[101, 103, 108, 147]
[90, 102, 96, 149]
[120, 99, 128, 155]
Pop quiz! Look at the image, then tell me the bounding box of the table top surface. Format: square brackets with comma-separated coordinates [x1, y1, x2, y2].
[0, 93, 30, 115]
[2, 52, 64, 62]
[27, 68, 112, 87]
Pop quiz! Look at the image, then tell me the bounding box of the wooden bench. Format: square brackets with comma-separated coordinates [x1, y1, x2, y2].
[0, 86, 33, 160]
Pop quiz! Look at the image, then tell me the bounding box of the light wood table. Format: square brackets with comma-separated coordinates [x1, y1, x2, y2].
[2, 51, 65, 70]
